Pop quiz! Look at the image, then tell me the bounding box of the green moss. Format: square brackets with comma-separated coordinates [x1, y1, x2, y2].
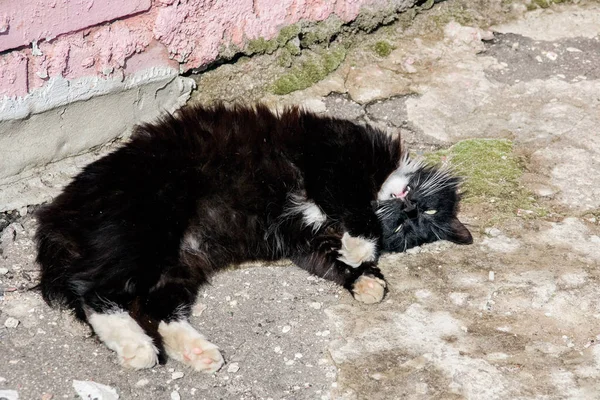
[277, 49, 293, 68]
[431, 4, 475, 27]
[246, 23, 302, 56]
[271, 46, 346, 95]
[246, 37, 278, 55]
[373, 41, 394, 57]
[528, 0, 566, 9]
[425, 139, 544, 221]
[277, 24, 301, 46]
[284, 41, 301, 56]
[300, 16, 343, 48]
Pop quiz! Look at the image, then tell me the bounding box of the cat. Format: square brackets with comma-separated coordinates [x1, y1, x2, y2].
[35, 103, 472, 372]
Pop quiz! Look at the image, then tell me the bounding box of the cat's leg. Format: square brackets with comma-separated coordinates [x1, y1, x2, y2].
[292, 231, 387, 304]
[144, 277, 224, 373]
[85, 301, 160, 369]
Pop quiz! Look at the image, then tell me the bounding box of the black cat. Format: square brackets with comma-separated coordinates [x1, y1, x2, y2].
[35, 104, 472, 372]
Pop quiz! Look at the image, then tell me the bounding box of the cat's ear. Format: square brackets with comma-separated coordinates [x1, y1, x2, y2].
[446, 218, 473, 245]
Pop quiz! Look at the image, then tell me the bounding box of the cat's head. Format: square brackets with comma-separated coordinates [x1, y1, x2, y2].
[373, 156, 472, 252]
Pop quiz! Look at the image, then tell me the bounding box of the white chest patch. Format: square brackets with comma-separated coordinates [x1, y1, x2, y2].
[285, 195, 327, 231]
[378, 155, 423, 200]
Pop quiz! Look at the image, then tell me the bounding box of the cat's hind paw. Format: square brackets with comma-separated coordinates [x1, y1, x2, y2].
[337, 232, 377, 268]
[159, 320, 224, 373]
[120, 340, 160, 369]
[352, 275, 387, 304]
[87, 310, 159, 370]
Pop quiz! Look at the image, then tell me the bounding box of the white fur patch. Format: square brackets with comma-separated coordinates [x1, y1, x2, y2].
[285, 195, 327, 231]
[183, 233, 200, 251]
[377, 155, 423, 200]
[88, 310, 158, 369]
[158, 320, 224, 373]
[337, 232, 377, 268]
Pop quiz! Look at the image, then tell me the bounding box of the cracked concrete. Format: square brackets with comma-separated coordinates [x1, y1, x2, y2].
[2, 1, 600, 399]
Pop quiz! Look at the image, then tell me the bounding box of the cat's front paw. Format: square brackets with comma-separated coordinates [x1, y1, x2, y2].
[337, 232, 377, 268]
[352, 275, 387, 304]
[180, 337, 224, 373]
[159, 320, 224, 373]
[120, 340, 160, 369]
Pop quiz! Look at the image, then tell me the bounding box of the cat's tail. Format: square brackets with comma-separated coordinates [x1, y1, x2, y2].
[34, 205, 82, 313]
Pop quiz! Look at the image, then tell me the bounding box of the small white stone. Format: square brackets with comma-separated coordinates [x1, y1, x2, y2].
[321, 330, 330, 337]
[285, 360, 295, 366]
[274, 346, 282, 353]
[0, 390, 19, 400]
[566, 47, 582, 52]
[73, 381, 118, 400]
[0, 267, 8, 275]
[282, 325, 291, 333]
[545, 51, 558, 61]
[171, 391, 181, 400]
[310, 302, 322, 310]
[294, 353, 303, 359]
[192, 303, 207, 316]
[4, 317, 19, 329]
[484, 227, 502, 237]
[229, 300, 238, 307]
[489, 271, 495, 281]
[171, 371, 184, 380]
[227, 363, 240, 373]
[370, 373, 384, 381]
[135, 379, 149, 387]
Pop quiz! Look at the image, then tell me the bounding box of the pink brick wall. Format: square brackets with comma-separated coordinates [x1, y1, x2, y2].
[0, 0, 408, 98]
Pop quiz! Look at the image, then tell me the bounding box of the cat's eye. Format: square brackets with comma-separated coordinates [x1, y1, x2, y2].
[424, 209, 437, 215]
[394, 224, 403, 233]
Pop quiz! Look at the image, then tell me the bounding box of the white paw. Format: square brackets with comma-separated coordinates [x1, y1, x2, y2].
[352, 275, 387, 304]
[337, 232, 377, 268]
[159, 320, 224, 373]
[87, 310, 159, 370]
[120, 340, 159, 369]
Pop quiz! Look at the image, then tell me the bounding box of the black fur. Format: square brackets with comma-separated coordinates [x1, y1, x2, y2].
[35, 103, 471, 363]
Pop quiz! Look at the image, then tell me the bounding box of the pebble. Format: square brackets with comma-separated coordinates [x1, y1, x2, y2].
[485, 227, 502, 237]
[4, 317, 19, 328]
[274, 346, 282, 354]
[227, 363, 240, 373]
[192, 303, 207, 316]
[135, 379, 149, 387]
[309, 302, 322, 310]
[489, 271, 495, 281]
[41, 394, 53, 400]
[0, 267, 8, 275]
[370, 373, 384, 381]
[0, 390, 19, 400]
[282, 325, 291, 333]
[171, 371, 184, 380]
[171, 391, 181, 400]
[72, 380, 119, 400]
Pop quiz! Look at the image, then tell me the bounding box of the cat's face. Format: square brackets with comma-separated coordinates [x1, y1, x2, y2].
[374, 157, 473, 252]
